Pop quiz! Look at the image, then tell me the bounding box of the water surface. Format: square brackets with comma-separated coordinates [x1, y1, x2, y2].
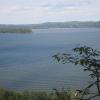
[0, 28, 100, 91]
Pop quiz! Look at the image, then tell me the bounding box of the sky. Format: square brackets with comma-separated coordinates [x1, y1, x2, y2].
[0, 0, 100, 24]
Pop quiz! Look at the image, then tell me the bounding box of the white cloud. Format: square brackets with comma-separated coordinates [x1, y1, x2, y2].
[0, 0, 100, 24]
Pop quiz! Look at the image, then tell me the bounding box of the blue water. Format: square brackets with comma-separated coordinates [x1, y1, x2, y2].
[0, 28, 100, 91]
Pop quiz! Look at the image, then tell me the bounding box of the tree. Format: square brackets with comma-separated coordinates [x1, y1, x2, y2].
[53, 45, 100, 99]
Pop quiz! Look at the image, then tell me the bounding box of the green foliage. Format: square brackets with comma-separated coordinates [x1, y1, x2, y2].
[0, 28, 32, 33]
[0, 88, 51, 100]
[0, 88, 83, 100]
[53, 45, 100, 98]
[53, 88, 82, 100]
[53, 45, 100, 78]
[1, 87, 97, 100]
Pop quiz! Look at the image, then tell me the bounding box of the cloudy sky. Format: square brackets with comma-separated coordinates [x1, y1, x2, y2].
[0, 0, 100, 24]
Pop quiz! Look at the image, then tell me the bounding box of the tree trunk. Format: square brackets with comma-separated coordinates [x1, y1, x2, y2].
[96, 75, 100, 95]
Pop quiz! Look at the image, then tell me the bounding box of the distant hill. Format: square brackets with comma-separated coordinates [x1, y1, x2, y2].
[32, 21, 100, 29]
[0, 21, 100, 32]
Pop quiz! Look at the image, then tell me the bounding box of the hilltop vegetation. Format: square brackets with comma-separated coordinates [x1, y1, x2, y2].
[32, 21, 100, 29]
[0, 25, 32, 33]
[0, 28, 32, 33]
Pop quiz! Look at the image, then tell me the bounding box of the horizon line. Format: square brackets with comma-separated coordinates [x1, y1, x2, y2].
[0, 20, 100, 25]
